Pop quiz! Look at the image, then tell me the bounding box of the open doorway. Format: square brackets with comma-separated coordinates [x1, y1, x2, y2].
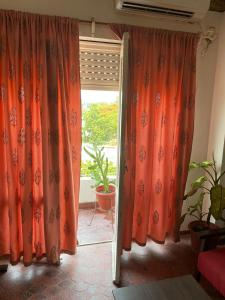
[78, 38, 121, 246]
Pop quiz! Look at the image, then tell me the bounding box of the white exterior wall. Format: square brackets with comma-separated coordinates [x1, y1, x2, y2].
[80, 178, 96, 203]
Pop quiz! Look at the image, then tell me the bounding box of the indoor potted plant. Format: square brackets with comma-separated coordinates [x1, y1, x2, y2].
[84, 146, 116, 211]
[180, 157, 225, 251]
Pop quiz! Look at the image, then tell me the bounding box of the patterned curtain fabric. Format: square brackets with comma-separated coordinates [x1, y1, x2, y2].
[110, 24, 199, 250]
[0, 10, 81, 265]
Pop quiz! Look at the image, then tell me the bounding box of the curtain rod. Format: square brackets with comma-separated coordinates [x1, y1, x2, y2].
[79, 36, 121, 44]
[79, 19, 110, 26]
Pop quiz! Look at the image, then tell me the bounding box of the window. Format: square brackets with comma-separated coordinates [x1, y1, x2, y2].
[80, 39, 121, 91]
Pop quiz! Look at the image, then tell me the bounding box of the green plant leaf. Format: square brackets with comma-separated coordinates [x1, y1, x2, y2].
[191, 176, 207, 189]
[88, 165, 97, 170]
[199, 161, 213, 168]
[222, 187, 225, 210]
[210, 185, 225, 220]
[189, 162, 200, 170]
[83, 147, 96, 160]
[104, 158, 109, 176]
[217, 170, 225, 183]
[185, 191, 206, 221]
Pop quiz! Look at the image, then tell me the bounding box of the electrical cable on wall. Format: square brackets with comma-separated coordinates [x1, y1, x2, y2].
[198, 22, 217, 56]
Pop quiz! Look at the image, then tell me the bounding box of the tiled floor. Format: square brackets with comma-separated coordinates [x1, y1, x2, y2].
[0, 243, 114, 300]
[0, 235, 224, 300]
[78, 208, 114, 245]
[120, 237, 224, 300]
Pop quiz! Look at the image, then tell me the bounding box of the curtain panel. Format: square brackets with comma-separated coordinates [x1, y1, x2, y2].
[110, 24, 199, 250]
[0, 10, 81, 265]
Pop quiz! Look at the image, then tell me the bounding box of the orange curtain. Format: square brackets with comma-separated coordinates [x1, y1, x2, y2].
[110, 24, 199, 250]
[0, 10, 81, 265]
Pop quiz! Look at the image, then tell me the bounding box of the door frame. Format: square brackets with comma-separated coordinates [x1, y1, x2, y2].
[112, 32, 129, 285]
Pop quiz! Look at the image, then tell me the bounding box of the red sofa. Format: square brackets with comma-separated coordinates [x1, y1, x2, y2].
[197, 228, 225, 297]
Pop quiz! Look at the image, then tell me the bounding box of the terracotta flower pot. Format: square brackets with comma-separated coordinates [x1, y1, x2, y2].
[96, 184, 116, 211]
[188, 220, 219, 252]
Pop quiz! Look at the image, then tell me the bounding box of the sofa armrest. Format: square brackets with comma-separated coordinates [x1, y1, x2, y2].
[198, 227, 225, 240]
[197, 227, 225, 252]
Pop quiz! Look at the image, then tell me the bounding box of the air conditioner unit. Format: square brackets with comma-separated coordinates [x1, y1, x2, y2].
[115, 0, 210, 22]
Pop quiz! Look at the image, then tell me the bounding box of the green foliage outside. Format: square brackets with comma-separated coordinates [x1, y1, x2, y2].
[81, 160, 116, 177]
[82, 102, 118, 146]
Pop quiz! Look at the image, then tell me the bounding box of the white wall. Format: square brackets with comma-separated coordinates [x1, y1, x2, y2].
[181, 13, 222, 230]
[207, 12, 225, 168]
[80, 177, 116, 204]
[80, 178, 96, 203]
[0, 0, 214, 32]
[201, 12, 225, 222]
[0, 0, 222, 228]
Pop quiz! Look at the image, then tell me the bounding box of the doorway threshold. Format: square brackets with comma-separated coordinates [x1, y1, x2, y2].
[78, 240, 112, 247]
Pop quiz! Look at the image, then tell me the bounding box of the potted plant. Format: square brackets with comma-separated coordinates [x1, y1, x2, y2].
[84, 146, 116, 211]
[180, 157, 225, 251]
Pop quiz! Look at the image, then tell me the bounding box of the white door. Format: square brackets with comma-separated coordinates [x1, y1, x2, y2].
[112, 32, 129, 285]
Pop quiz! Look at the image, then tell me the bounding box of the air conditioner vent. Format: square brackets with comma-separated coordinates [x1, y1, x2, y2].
[122, 1, 194, 18]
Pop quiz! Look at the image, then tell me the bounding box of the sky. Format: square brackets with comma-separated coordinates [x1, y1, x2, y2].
[81, 90, 119, 105]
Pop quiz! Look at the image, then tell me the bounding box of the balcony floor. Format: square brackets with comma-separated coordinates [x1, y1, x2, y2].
[78, 208, 114, 245]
